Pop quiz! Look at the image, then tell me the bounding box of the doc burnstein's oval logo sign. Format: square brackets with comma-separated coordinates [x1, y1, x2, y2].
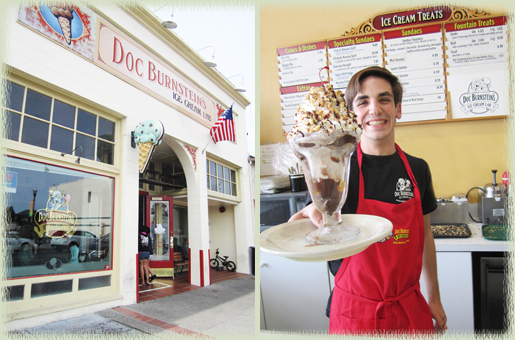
[34, 190, 78, 238]
[459, 77, 499, 115]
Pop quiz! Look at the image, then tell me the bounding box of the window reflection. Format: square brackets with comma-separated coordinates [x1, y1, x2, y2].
[5, 81, 24, 112]
[53, 100, 76, 129]
[50, 125, 74, 154]
[4, 156, 114, 279]
[5, 110, 21, 141]
[97, 140, 114, 165]
[98, 117, 115, 142]
[75, 133, 95, 160]
[77, 109, 96, 136]
[25, 89, 51, 121]
[21, 117, 49, 148]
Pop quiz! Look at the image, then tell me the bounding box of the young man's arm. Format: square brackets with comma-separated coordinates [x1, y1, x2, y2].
[421, 213, 448, 333]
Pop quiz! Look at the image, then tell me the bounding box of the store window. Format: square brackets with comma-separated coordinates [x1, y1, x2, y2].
[3, 156, 114, 279]
[206, 159, 237, 196]
[3, 80, 116, 165]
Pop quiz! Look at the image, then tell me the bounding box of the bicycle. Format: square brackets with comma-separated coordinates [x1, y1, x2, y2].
[210, 248, 236, 272]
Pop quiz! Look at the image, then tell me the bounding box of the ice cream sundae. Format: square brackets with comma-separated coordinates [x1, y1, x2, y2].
[288, 83, 362, 245]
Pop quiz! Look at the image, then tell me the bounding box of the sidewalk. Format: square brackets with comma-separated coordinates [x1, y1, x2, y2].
[7, 274, 255, 337]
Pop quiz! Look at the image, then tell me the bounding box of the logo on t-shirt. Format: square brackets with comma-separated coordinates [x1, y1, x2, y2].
[140, 233, 149, 247]
[394, 178, 414, 202]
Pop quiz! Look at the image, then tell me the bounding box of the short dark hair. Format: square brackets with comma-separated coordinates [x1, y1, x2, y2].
[345, 66, 403, 112]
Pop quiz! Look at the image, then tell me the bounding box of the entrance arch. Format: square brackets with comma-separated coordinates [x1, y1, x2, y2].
[146, 135, 211, 287]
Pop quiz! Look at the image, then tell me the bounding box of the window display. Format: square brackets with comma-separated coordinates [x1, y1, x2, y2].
[3, 156, 114, 279]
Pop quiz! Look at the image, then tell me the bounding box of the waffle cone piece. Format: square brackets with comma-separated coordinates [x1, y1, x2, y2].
[58, 16, 72, 44]
[138, 142, 154, 173]
[50, 4, 74, 45]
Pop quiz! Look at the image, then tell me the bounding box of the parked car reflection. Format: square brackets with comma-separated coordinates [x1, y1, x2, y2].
[6, 232, 35, 253]
[6, 232, 36, 266]
[85, 234, 110, 261]
[50, 230, 110, 262]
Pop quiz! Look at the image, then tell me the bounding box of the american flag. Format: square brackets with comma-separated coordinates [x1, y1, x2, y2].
[210, 105, 235, 143]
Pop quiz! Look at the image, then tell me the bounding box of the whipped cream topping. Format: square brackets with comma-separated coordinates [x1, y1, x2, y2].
[287, 84, 361, 139]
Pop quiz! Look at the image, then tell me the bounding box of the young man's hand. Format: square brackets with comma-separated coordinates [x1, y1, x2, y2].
[289, 203, 323, 228]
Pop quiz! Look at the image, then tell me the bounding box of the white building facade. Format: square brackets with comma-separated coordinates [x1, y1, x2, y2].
[2, 4, 254, 326]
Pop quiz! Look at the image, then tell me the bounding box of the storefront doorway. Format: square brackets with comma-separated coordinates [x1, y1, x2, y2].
[145, 196, 174, 277]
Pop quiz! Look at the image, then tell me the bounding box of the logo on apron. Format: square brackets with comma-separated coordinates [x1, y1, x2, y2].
[392, 228, 410, 244]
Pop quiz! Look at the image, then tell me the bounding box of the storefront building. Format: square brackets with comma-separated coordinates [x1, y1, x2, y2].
[2, 4, 254, 325]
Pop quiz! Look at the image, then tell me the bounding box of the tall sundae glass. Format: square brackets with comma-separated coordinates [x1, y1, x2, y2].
[288, 84, 362, 245]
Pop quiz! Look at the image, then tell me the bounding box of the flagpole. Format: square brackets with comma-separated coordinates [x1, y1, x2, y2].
[202, 138, 212, 154]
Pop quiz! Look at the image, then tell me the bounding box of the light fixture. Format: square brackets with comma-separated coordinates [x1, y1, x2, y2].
[61, 145, 82, 164]
[162, 10, 177, 29]
[152, 5, 178, 29]
[227, 74, 246, 92]
[197, 46, 217, 68]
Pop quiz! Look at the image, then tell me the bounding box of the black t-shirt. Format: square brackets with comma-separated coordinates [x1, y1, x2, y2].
[318, 149, 437, 317]
[138, 226, 154, 255]
[340, 150, 437, 215]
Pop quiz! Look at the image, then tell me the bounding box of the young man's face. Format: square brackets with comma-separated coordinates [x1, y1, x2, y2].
[352, 76, 402, 146]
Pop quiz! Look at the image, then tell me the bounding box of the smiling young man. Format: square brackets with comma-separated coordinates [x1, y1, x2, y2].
[290, 66, 448, 335]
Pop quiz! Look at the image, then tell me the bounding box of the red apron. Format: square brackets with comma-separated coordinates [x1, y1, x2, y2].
[329, 143, 434, 335]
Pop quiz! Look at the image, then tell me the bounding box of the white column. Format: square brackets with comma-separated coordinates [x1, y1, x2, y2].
[186, 149, 211, 286]
[170, 138, 211, 287]
[120, 118, 140, 304]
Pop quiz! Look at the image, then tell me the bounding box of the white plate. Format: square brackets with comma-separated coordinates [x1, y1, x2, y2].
[260, 214, 393, 262]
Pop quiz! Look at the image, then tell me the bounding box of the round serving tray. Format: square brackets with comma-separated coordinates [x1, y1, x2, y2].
[260, 214, 393, 262]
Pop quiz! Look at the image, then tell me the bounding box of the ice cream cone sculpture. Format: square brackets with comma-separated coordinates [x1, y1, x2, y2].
[50, 4, 74, 45]
[133, 120, 165, 173]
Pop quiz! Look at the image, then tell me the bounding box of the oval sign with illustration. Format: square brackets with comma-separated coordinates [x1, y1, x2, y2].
[38, 3, 84, 45]
[459, 77, 499, 115]
[34, 190, 78, 238]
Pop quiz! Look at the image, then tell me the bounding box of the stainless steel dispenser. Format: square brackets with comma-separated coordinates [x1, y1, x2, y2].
[481, 170, 507, 225]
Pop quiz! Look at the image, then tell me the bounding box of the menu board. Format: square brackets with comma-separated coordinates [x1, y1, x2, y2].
[279, 83, 318, 132]
[445, 17, 508, 68]
[445, 17, 509, 120]
[384, 24, 447, 123]
[277, 41, 328, 87]
[276, 10, 509, 134]
[328, 34, 383, 90]
[277, 41, 327, 133]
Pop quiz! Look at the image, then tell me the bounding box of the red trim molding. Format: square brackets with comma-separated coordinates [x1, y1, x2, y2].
[136, 253, 140, 303]
[208, 249, 211, 285]
[188, 247, 191, 284]
[200, 250, 204, 287]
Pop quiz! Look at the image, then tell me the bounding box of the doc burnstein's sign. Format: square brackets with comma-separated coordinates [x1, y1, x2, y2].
[95, 19, 218, 128]
[34, 190, 78, 238]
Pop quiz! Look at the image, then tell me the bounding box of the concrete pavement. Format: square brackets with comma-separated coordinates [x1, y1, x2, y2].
[7, 275, 255, 338]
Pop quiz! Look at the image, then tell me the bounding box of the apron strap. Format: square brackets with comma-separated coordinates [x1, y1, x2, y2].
[339, 282, 421, 330]
[394, 143, 418, 189]
[357, 143, 419, 201]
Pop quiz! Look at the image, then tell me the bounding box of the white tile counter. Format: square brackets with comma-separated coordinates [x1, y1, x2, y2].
[433, 223, 512, 252]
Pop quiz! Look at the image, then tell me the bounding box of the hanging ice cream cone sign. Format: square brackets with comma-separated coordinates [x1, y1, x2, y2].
[133, 120, 165, 173]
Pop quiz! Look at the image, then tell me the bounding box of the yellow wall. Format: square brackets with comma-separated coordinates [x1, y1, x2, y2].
[260, 4, 511, 200]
